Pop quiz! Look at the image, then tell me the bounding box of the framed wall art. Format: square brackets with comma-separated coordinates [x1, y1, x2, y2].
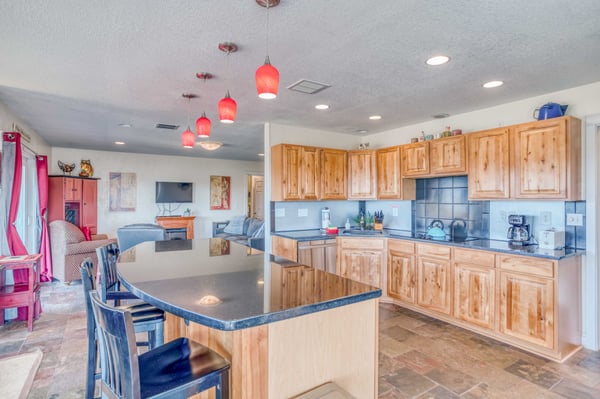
[109, 172, 137, 211]
[210, 175, 231, 210]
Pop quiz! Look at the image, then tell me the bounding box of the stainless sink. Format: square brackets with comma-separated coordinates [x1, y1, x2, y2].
[341, 229, 386, 236]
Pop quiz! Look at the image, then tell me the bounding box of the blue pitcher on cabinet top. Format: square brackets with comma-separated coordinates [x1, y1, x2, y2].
[533, 102, 568, 120]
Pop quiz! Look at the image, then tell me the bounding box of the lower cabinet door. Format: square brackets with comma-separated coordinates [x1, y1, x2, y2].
[388, 250, 415, 304]
[417, 256, 451, 315]
[340, 250, 382, 288]
[454, 263, 495, 329]
[499, 271, 554, 349]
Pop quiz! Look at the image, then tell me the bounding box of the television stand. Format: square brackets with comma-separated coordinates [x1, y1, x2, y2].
[156, 216, 195, 239]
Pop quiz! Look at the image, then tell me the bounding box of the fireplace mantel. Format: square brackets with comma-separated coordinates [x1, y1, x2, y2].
[155, 216, 195, 239]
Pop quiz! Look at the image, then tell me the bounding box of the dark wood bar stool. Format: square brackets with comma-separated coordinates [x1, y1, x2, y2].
[89, 290, 230, 399]
[81, 260, 165, 399]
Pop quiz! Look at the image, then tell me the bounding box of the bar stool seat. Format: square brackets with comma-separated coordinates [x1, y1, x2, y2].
[89, 290, 230, 398]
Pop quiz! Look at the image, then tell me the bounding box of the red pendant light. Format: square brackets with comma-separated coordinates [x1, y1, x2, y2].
[196, 112, 211, 137]
[181, 128, 195, 148]
[181, 93, 197, 148]
[256, 0, 280, 99]
[218, 42, 238, 124]
[256, 56, 279, 99]
[218, 91, 237, 124]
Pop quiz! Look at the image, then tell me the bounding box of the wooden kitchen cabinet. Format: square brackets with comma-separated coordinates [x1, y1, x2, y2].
[467, 127, 511, 199]
[512, 116, 581, 200]
[376, 146, 416, 200]
[429, 135, 467, 176]
[337, 237, 385, 289]
[401, 141, 429, 177]
[416, 243, 452, 315]
[48, 176, 98, 234]
[497, 253, 581, 359]
[320, 148, 347, 200]
[498, 255, 555, 349]
[271, 144, 320, 201]
[453, 248, 495, 330]
[347, 150, 377, 199]
[387, 239, 416, 304]
[298, 239, 337, 274]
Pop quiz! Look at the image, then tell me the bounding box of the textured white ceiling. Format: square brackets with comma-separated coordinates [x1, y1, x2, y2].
[1, 0, 600, 161]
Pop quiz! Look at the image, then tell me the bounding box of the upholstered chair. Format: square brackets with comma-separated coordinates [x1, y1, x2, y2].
[49, 220, 116, 283]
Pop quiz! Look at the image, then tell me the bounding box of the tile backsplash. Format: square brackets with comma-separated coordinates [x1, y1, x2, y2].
[412, 176, 489, 238]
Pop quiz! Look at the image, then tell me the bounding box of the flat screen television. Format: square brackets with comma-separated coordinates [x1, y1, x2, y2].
[155, 181, 193, 203]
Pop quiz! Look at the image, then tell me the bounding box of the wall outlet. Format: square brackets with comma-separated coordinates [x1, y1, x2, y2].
[275, 208, 285, 218]
[392, 206, 398, 217]
[540, 211, 552, 225]
[298, 208, 308, 217]
[566, 213, 583, 226]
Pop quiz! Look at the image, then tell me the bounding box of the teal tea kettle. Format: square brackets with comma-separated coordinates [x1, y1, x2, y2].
[533, 102, 568, 120]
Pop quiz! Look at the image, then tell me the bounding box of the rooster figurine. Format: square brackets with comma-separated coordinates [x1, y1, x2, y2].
[58, 160, 75, 175]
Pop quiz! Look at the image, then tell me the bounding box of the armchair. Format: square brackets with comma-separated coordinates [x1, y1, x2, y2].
[49, 220, 116, 283]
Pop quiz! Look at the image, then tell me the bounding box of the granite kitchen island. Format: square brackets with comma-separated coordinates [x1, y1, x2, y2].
[117, 239, 381, 399]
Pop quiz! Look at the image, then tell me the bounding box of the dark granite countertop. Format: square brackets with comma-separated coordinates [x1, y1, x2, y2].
[272, 229, 583, 260]
[117, 239, 381, 331]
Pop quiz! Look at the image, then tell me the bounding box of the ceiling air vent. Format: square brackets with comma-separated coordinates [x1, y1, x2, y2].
[155, 123, 180, 130]
[287, 79, 331, 94]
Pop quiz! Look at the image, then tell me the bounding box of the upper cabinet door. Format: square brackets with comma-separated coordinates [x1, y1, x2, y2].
[63, 177, 82, 201]
[300, 146, 320, 200]
[376, 146, 402, 199]
[320, 148, 347, 200]
[512, 116, 581, 200]
[468, 127, 511, 199]
[271, 144, 320, 201]
[430, 135, 467, 175]
[281, 145, 302, 201]
[348, 150, 377, 199]
[401, 142, 429, 177]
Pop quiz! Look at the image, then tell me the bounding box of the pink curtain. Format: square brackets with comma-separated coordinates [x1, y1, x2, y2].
[2, 133, 28, 320]
[37, 155, 52, 282]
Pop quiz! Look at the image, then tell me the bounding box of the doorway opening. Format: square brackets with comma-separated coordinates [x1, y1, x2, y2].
[247, 175, 264, 220]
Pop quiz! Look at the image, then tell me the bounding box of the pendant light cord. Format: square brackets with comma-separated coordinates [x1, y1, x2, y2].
[265, 3, 270, 57]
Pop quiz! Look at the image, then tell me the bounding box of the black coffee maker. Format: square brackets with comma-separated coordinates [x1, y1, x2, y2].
[507, 214, 531, 245]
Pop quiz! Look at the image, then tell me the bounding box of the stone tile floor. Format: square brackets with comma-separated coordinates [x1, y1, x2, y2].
[0, 281, 599, 398]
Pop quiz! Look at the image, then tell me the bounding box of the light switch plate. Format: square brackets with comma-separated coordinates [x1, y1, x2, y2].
[392, 207, 398, 217]
[275, 208, 285, 218]
[566, 213, 583, 226]
[298, 208, 308, 217]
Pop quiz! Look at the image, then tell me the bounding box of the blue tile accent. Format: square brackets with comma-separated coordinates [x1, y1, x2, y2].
[412, 177, 490, 239]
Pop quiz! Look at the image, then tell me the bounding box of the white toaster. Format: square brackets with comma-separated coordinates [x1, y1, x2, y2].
[538, 229, 565, 249]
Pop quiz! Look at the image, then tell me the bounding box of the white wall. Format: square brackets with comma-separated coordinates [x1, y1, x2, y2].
[363, 81, 600, 148]
[50, 147, 263, 238]
[270, 123, 362, 149]
[0, 100, 51, 155]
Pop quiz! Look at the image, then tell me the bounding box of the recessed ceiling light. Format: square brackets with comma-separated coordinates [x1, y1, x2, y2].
[426, 55, 450, 66]
[257, 153, 265, 157]
[118, 123, 131, 128]
[315, 104, 329, 110]
[483, 80, 504, 88]
[369, 115, 382, 120]
[357, 129, 369, 134]
[432, 113, 450, 119]
[114, 141, 125, 145]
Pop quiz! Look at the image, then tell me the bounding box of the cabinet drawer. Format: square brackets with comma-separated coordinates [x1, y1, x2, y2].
[499, 255, 554, 278]
[388, 239, 415, 254]
[338, 237, 385, 249]
[454, 248, 495, 267]
[417, 243, 451, 259]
